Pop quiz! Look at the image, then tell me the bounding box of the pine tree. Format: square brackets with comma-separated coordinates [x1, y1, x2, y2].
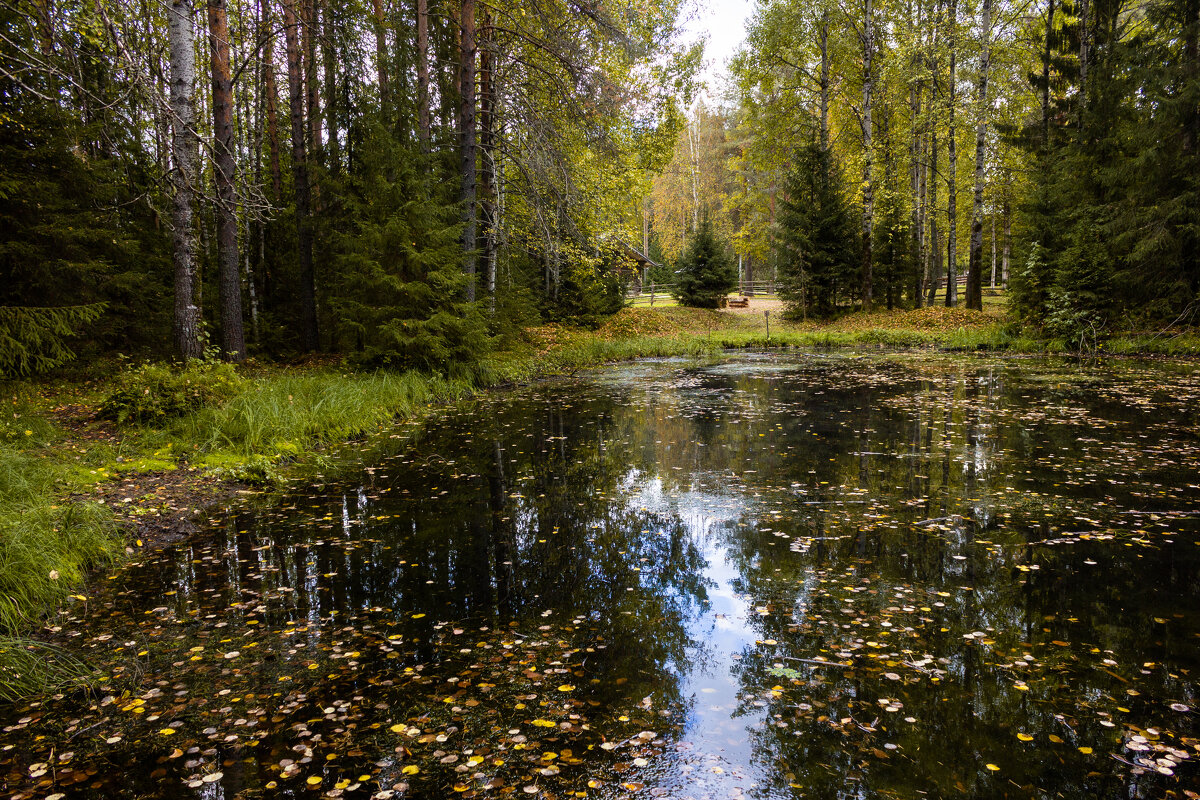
[674, 219, 737, 308]
[775, 142, 859, 317]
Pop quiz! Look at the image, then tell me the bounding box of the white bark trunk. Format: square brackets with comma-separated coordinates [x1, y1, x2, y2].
[168, 0, 202, 359]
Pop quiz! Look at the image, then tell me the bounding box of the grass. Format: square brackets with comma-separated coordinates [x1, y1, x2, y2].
[0, 400, 123, 697]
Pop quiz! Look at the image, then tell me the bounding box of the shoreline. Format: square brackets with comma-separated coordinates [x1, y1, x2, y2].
[3, 306, 1199, 697]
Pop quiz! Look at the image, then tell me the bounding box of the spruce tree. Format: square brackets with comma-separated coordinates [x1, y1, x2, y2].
[329, 122, 490, 375]
[775, 142, 859, 317]
[674, 219, 737, 309]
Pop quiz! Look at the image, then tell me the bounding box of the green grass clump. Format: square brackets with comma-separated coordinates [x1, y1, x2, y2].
[0, 638, 94, 701]
[0, 421, 122, 697]
[1104, 333, 1200, 356]
[163, 370, 478, 481]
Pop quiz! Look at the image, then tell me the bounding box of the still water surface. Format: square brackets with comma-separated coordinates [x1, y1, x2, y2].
[3, 352, 1200, 799]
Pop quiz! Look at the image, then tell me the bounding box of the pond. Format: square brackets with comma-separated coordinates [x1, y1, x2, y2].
[3, 352, 1199, 799]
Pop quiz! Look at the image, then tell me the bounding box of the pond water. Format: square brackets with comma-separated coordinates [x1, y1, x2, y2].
[3, 352, 1200, 799]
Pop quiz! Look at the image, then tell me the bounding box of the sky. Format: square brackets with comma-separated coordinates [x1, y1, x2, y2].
[680, 0, 756, 99]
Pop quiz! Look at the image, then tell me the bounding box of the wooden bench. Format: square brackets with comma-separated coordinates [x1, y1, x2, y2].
[727, 296, 750, 308]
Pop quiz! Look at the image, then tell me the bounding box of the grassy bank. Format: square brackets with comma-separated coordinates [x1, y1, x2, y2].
[2, 302, 1198, 697]
[0, 399, 124, 698]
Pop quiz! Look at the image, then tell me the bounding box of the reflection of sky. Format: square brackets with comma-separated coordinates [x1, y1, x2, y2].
[635, 477, 778, 796]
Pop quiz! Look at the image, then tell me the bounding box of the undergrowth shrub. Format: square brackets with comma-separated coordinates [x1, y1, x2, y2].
[99, 358, 246, 425]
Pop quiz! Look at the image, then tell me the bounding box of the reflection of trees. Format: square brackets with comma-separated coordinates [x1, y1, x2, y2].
[136, 383, 715, 715]
[711, 359, 1200, 799]
[44, 355, 1200, 798]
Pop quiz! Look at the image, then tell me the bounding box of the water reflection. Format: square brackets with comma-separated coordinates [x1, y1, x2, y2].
[2, 353, 1199, 799]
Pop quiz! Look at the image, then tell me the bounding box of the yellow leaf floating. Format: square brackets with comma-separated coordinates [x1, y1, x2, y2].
[401, 765, 420, 775]
[557, 684, 575, 692]
[1078, 746, 1093, 754]
[532, 719, 557, 727]
[158, 728, 176, 736]
[986, 763, 1000, 772]
[306, 776, 322, 786]
[1017, 733, 1034, 741]
[1048, 734, 1064, 743]
[389, 724, 405, 733]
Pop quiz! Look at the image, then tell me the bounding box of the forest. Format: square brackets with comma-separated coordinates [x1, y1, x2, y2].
[2, 1, 1200, 795]
[1, 0, 1197, 376]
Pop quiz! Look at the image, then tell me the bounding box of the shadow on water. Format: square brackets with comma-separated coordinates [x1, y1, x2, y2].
[2, 352, 1199, 799]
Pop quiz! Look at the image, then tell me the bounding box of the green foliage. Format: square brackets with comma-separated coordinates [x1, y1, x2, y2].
[775, 142, 860, 317]
[1009, 242, 1051, 327]
[674, 219, 737, 308]
[550, 248, 627, 326]
[0, 304, 106, 378]
[1010, 0, 1199, 333]
[0, 8, 171, 357]
[99, 358, 246, 426]
[328, 123, 491, 375]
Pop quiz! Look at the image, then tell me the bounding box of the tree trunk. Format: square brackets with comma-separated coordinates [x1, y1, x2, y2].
[208, 0, 245, 360]
[910, 84, 923, 304]
[282, 0, 318, 350]
[322, 0, 340, 177]
[861, 0, 875, 310]
[927, 129, 941, 307]
[168, 0, 203, 360]
[1077, 0, 1089, 118]
[249, 0, 265, 336]
[262, 0, 283, 201]
[818, 15, 830, 151]
[965, 0, 991, 311]
[371, 0, 391, 119]
[459, 0, 477, 301]
[944, 0, 958, 307]
[1002, 202, 1011, 285]
[416, 0, 430, 147]
[479, 14, 497, 308]
[910, 0, 924, 307]
[304, 0, 321, 170]
[990, 211, 997, 288]
[1042, 0, 1054, 148]
[687, 116, 700, 232]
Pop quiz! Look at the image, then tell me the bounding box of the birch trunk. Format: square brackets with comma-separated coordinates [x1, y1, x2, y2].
[168, 0, 203, 360]
[944, 0, 958, 307]
[861, 0, 875, 310]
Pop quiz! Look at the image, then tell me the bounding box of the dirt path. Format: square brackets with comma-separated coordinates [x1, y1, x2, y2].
[50, 404, 249, 552]
[723, 295, 787, 315]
